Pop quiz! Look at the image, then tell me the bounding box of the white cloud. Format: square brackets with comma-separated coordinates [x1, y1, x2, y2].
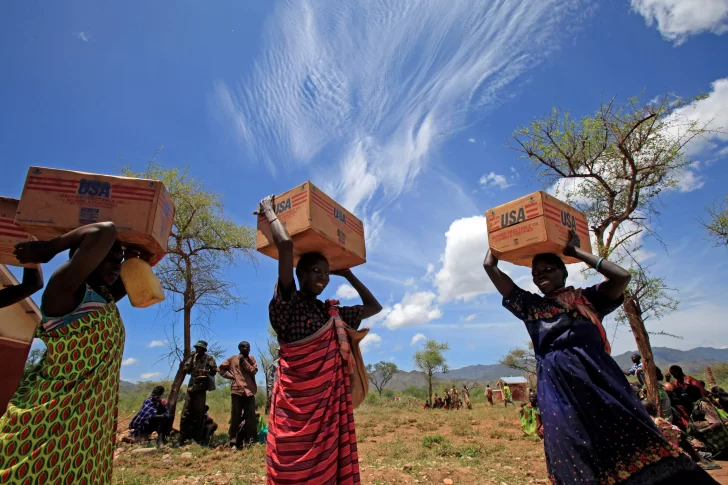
[121, 358, 138, 367]
[463, 313, 478, 322]
[434, 216, 495, 303]
[213, 0, 591, 235]
[360, 332, 383, 353]
[335, 284, 359, 300]
[668, 78, 728, 158]
[673, 165, 706, 192]
[404, 278, 416, 287]
[630, 0, 728, 45]
[383, 292, 442, 330]
[411, 333, 427, 346]
[510, 166, 520, 178]
[147, 340, 169, 348]
[424, 264, 436, 281]
[74, 32, 91, 42]
[388, 356, 396, 362]
[612, 303, 728, 354]
[393, 344, 403, 351]
[479, 172, 512, 190]
[140, 372, 161, 380]
[468, 138, 476, 143]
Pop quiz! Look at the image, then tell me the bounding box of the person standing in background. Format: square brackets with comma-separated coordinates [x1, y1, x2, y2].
[624, 353, 646, 387]
[265, 349, 280, 416]
[219, 341, 258, 448]
[486, 385, 494, 406]
[178, 340, 217, 446]
[502, 384, 515, 407]
[667, 365, 707, 397]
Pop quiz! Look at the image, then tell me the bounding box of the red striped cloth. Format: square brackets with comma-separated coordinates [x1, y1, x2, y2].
[266, 309, 360, 485]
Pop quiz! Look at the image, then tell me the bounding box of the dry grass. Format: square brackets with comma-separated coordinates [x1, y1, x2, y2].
[112, 403, 549, 485]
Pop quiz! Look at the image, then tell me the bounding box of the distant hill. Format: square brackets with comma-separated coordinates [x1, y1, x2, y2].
[611, 347, 728, 376]
[384, 363, 517, 391]
[383, 347, 728, 391]
[118, 347, 728, 397]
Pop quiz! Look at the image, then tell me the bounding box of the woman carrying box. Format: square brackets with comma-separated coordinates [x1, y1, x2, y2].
[259, 195, 382, 485]
[483, 231, 717, 484]
[0, 222, 128, 485]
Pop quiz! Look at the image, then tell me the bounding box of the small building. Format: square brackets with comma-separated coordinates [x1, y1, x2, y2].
[497, 376, 528, 402]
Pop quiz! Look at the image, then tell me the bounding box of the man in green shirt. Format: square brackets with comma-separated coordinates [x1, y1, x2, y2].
[178, 340, 217, 445]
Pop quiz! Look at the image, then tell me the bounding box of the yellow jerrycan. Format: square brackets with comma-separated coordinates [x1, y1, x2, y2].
[120, 253, 165, 308]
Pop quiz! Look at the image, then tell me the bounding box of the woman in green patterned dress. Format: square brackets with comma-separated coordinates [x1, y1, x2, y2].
[0, 222, 128, 485]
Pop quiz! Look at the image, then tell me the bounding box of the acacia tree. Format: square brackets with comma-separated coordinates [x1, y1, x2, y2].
[703, 196, 728, 246]
[366, 361, 399, 397]
[122, 160, 256, 417]
[256, 326, 279, 414]
[499, 342, 537, 386]
[414, 340, 449, 406]
[510, 93, 710, 409]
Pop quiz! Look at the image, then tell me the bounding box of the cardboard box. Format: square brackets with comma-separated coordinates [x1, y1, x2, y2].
[486, 191, 592, 267]
[256, 182, 366, 271]
[0, 197, 35, 268]
[0, 264, 41, 411]
[15, 167, 175, 264]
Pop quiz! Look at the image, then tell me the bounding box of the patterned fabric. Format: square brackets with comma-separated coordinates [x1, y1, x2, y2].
[269, 282, 363, 343]
[503, 284, 707, 484]
[552, 287, 611, 354]
[0, 290, 124, 485]
[652, 417, 681, 450]
[40, 287, 108, 332]
[266, 313, 360, 485]
[521, 404, 541, 437]
[503, 385, 512, 400]
[129, 397, 158, 432]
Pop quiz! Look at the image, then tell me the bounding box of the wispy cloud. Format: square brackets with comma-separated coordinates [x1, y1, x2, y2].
[479, 172, 513, 190]
[148, 340, 168, 348]
[140, 372, 161, 380]
[361, 332, 383, 353]
[74, 31, 92, 42]
[468, 138, 476, 143]
[335, 284, 359, 300]
[121, 358, 138, 367]
[411, 333, 427, 346]
[630, 0, 728, 45]
[213, 0, 589, 227]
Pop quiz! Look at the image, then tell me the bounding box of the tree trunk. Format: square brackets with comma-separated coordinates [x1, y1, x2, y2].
[622, 296, 660, 415]
[707, 366, 717, 388]
[166, 303, 193, 421]
[427, 370, 433, 406]
[166, 363, 188, 422]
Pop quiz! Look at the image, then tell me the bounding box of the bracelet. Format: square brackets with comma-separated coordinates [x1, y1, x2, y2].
[269, 217, 278, 223]
[595, 257, 605, 272]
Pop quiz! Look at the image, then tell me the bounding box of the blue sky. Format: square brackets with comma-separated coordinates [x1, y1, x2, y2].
[1, 0, 727, 382]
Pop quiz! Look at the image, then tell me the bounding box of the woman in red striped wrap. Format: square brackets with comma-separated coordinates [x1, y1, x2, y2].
[259, 195, 383, 485]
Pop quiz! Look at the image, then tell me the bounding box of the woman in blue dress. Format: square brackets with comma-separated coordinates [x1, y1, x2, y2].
[483, 232, 716, 484]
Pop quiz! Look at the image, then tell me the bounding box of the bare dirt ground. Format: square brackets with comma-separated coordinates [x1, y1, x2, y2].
[112, 403, 728, 485]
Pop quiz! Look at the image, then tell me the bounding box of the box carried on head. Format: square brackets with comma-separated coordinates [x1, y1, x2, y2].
[0, 197, 35, 268]
[256, 182, 366, 271]
[14, 167, 175, 265]
[486, 191, 592, 267]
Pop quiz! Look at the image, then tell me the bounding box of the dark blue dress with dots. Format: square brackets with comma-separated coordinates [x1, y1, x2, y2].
[503, 284, 716, 485]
